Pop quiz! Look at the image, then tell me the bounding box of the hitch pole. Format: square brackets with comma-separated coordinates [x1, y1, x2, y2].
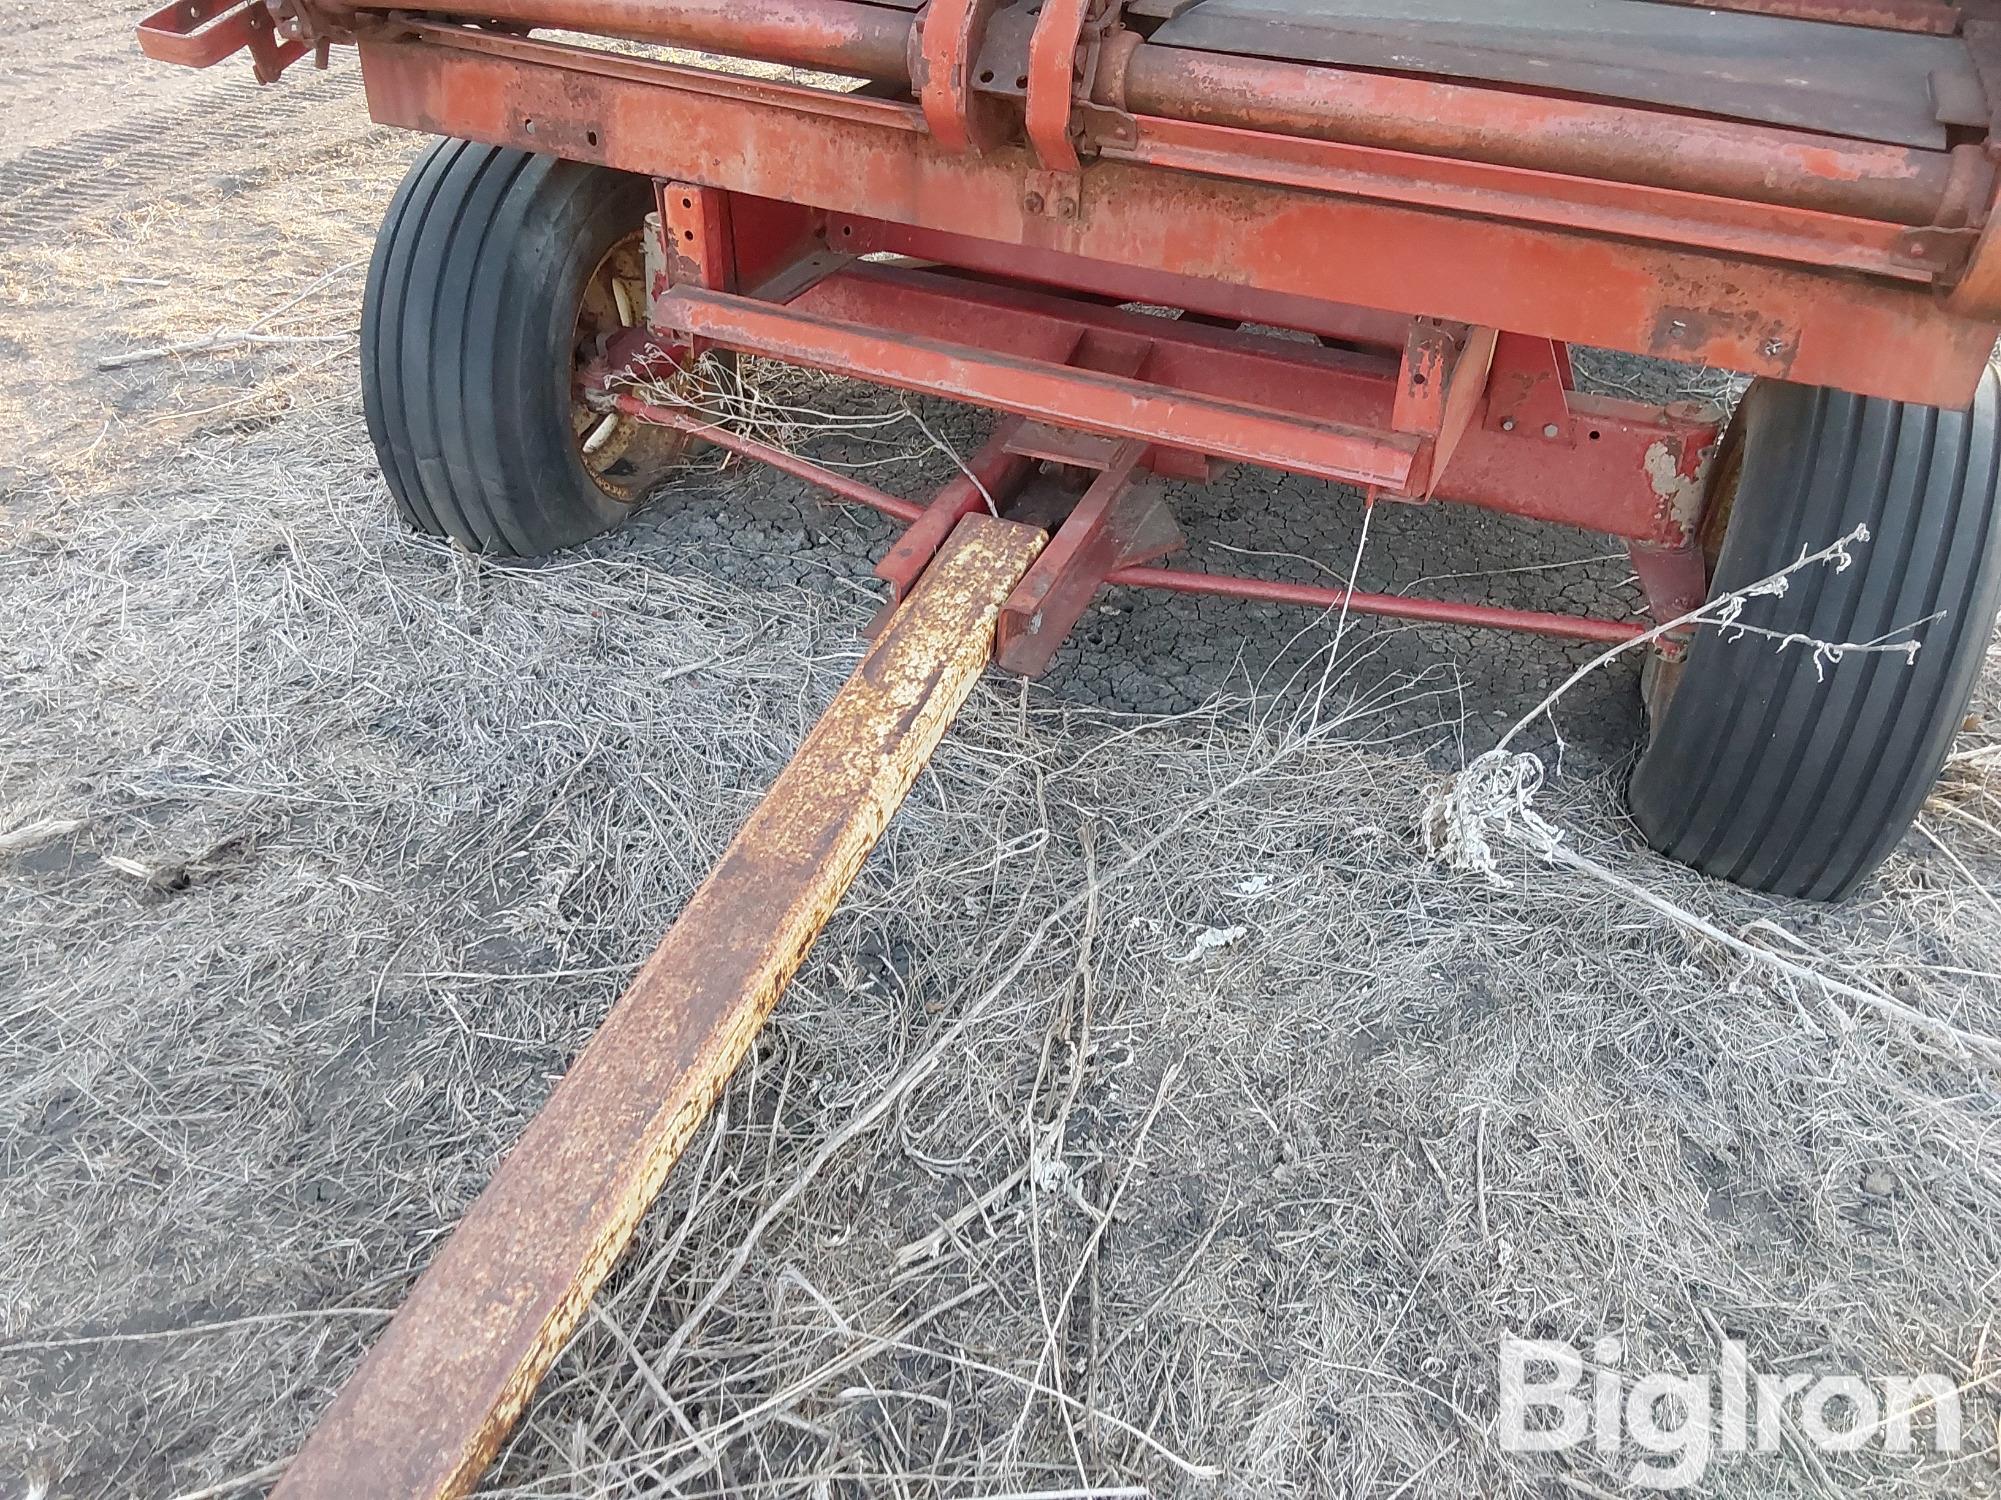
[274, 515, 1046, 1500]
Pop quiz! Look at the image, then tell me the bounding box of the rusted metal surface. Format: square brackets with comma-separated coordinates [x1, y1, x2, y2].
[1110, 43, 1967, 227]
[139, 0, 307, 81]
[353, 28, 2001, 405]
[271, 513, 1046, 1500]
[374, 0, 917, 84]
[1143, 0, 1976, 149]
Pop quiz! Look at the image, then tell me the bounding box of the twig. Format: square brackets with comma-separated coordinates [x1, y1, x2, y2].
[1494, 524, 1896, 756]
[0, 1305, 393, 1354]
[0, 817, 85, 855]
[98, 331, 350, 370]
[170, 1458, 289, 1500]
[1473, 1106, 1492, 1248]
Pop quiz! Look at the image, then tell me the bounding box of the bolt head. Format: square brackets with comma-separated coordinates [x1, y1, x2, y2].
[1500, 417, 1516, 432]
[1543, 422, 1561, 439]
[1023, 191, 1045, 214]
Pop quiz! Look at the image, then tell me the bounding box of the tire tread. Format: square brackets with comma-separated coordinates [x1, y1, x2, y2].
[1630, 370, 2001, 900]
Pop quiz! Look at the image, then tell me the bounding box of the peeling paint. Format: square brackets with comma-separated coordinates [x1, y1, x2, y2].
[1644, 437, 1713, 536]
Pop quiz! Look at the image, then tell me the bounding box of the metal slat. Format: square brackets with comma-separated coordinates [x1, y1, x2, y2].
[1146, 0, 1975, 147]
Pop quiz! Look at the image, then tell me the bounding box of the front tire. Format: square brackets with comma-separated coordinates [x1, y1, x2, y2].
[1628, 370, 2001, 900]
[361, 139, 683, 557]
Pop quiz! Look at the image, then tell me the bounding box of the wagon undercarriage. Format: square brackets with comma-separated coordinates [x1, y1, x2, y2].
[124, 2, 2001, 1492]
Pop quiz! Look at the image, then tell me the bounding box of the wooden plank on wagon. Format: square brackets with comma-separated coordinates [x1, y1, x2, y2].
[274, 513, 1047, 1500]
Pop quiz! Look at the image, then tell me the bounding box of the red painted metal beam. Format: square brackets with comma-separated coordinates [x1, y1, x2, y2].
[609, 395, 923, 523]
[997, 441, 1150, 674]
[831, 217, 1414, 348]
[1104, 567, 1645, 646]
[1105, 111, 1961, 282]
[651, 283, 1423, 490]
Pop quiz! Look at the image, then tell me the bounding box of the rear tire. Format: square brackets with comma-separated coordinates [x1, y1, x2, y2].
[1628, 370, 2001, 900]
[360, 139, 682, 557]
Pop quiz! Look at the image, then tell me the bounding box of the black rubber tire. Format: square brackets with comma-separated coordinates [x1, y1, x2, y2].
[360, 139, 664, 556]
[1629, 369, 2001, 900]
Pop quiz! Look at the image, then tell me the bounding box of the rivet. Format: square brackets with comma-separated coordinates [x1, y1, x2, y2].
[1500, 417, 1516, 432]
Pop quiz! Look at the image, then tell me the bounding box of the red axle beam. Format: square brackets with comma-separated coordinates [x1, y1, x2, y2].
[653, 283, 1424, 491]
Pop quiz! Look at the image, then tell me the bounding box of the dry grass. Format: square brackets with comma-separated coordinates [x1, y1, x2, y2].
[4, 37, 2001, 1500]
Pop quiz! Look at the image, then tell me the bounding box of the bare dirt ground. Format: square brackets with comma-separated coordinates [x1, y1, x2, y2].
[3, 10, 2001, 1499]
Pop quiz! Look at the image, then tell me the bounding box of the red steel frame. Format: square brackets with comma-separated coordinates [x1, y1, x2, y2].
[144, 0, 2001, 663]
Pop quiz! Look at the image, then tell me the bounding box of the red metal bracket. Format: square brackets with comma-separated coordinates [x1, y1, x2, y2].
[657, 182, 737, 293]
[1024, 0, 1120, 174]
[1391, 320, 1501, 499]
[138, 0, 306, 82]
[1004, 419, 1210, 482]
[1025, 0, 1092, 173]
[1390, 320, 1458, 441]
[1481, 333, 1578, 445]
[997, 441, 1186, 675]
[914, 0, 1013, 155]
